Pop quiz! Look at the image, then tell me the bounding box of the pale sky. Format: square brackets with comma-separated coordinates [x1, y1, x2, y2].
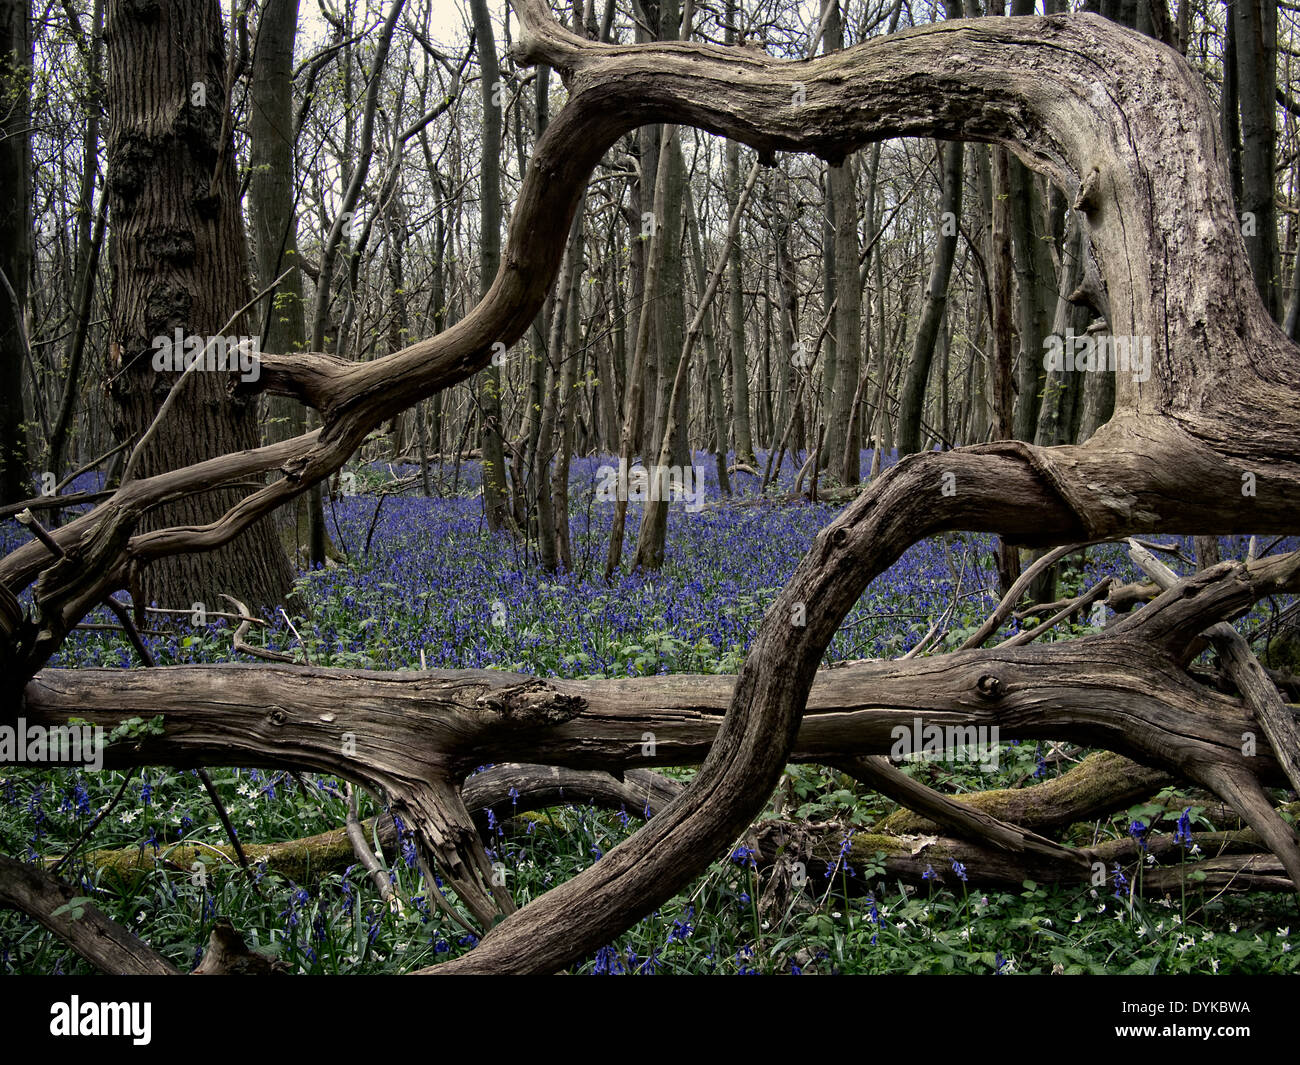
[296, 0, 483, 51]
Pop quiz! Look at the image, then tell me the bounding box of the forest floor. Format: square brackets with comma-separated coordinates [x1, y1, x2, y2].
[2, 453, 1298, 974]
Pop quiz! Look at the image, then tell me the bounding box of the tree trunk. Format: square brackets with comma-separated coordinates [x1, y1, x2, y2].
[0, 0, 30, 505]
[468, 0, 512, 531]
[248, 0, 313, 558]
[828, 154, 861, 484]
[685, 183, 732, 494]
[898, 141, 964, 455]
[989, 145, 1020, 596]
[725, 0, 755, 467]
[1233, 0, 1279, 317]
[47, 0, 105, 485]
[105, 0, 293, 609]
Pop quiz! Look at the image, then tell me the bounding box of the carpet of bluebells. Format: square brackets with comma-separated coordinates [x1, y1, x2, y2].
[1, 452, 1297, 974]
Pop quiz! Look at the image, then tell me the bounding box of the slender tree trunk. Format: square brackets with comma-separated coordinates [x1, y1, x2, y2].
[536, 209, 583, 572]
[898, 141, 964, 455]
[604, 114, 676, 578]
[47, 0, 104, 484]
[653, 128, 688, 471]
[468, 0, 512, 530]
[989, 145, 1020, 596]
[1008, 165, 1054, 441]
[685, 184, 732, 494]
[828, 154, 861, 484]
[549, 219, 584, 571]
[1233, 0, 1279, 317]
[635, 154, 756, 570]
[725, 0, 754, 467]
[1034, 215, 1089, 448]
[1221, 7, 1244, 209]
[248, 0, 312, 558]
[0, 0, 30, 505]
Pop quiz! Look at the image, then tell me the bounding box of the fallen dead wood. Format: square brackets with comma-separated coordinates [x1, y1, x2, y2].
[875, 751, 1172, 835]
[52, 765, 683, 887]
[0, 854, 179, 975]
[755, 820, 1295, 897]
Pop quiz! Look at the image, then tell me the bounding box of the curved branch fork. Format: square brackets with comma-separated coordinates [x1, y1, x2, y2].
[7, 7, 1300, 970]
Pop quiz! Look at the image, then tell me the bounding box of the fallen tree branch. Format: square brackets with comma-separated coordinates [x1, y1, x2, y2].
[0, 854, 179, 975]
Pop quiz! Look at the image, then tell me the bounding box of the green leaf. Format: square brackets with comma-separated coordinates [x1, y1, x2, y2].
[51, 896, 94, 921]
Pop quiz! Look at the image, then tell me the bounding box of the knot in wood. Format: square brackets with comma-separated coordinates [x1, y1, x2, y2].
[975, 673, 1005, 700]
[476, 680, 585, 726]
[1073, 166, 1102, 214]
[268, 707, 288, 727]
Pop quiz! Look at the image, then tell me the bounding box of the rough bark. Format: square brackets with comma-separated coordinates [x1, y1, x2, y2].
[104, 0, 294, 609]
